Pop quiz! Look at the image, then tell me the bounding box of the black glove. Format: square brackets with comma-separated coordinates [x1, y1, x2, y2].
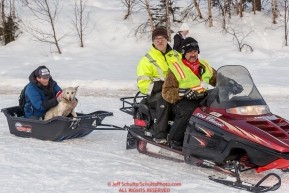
[184, 89, 199, 100]
[228, 79, 243, 95]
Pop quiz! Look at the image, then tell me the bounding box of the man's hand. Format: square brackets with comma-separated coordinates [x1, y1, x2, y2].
[184, 89, 199, 100]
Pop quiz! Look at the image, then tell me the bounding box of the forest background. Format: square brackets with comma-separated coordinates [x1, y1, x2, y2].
[0, 0, 289, 52]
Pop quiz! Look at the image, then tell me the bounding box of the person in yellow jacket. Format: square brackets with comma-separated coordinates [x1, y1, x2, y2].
[162, 37, 243, 150]
[137, 27, 181, 144]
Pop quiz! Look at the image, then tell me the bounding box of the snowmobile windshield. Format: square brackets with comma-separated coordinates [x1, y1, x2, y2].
[207, 65, 270, 115]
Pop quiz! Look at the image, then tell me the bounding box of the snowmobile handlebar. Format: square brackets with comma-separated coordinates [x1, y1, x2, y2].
[196, 92, 206, 99]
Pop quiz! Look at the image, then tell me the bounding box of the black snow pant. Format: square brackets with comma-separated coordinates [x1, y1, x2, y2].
[169, 98, 202, 143]
[147, 92, 171, 139]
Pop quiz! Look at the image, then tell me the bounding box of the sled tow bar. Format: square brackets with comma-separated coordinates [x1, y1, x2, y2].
[90, 124, 127, 130]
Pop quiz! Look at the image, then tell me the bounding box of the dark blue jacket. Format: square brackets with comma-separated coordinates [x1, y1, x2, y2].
[24, 70, 61, 118]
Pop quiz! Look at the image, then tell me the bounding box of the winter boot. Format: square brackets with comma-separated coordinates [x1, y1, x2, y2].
[154, 138, 167, 144]
[170, 140, 182, 151]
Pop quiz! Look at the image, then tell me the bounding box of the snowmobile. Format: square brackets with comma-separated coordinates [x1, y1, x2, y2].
[120, 65, 289, 192]
[1, 106, 124, 141]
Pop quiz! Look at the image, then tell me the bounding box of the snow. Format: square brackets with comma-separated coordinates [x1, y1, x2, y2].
[0, 0, 289, 192]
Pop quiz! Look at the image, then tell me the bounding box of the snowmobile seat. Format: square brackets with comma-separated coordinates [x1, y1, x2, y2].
[139, 98, 156, 124]
[139, 98, 150, 116]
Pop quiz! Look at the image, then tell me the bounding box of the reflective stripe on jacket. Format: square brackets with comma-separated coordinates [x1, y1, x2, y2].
[169, 58, 213, 90]
[137, 45, 181, 95]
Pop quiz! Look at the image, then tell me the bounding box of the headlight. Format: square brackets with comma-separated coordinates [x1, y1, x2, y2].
[226, 105, 270, 115]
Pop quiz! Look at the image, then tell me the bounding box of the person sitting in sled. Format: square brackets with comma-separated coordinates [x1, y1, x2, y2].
[23, 66, 73, 120]
[162, 37, 243, 150]
[137, 27, 182, 144]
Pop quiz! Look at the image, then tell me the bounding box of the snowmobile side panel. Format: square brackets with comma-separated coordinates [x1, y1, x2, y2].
[184, 112, 289, 167]
[183, 115, 234, 163]
[192, 108, 289, 152]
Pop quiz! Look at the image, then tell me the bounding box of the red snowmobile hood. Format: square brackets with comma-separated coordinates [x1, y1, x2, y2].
[194, 108, 289, 153]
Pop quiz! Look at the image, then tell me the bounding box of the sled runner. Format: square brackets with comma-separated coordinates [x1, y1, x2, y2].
[1, 106, 124, 141]
[120, 65, 289, 192]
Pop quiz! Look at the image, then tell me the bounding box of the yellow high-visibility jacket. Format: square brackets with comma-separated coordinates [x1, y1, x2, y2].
[137, 45, 181, 95]
[162, 60, 216, 104]
[169, 59, 213, 90]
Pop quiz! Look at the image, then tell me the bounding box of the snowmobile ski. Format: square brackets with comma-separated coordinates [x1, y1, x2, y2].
[209, 173, 281, 192]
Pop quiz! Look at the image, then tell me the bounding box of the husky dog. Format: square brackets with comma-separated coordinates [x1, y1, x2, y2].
[44, 86, 78, 120]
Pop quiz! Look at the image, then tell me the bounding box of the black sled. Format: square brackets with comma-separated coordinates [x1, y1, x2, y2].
[1, 106, 124, 141]
[120, 65, 289, 192]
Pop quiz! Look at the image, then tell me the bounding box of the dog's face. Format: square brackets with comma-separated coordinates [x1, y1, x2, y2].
[62, 86, 78, 101]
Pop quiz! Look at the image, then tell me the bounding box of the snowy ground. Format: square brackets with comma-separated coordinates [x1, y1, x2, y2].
[1, 0, 289, 192]
[0, 94, 289, 193]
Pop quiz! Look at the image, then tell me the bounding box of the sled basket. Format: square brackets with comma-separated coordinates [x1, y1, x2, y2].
[1, 106, 114, 141]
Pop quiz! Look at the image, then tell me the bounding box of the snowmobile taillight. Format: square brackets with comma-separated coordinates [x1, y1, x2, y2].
[226, 105, 270, 115]
[134, 119, 147, 127]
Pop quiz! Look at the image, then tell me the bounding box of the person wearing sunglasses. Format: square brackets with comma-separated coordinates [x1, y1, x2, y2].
[137, 27, 182, 144]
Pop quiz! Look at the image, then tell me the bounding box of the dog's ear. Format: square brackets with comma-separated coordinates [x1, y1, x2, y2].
[75, 86, 79, 91]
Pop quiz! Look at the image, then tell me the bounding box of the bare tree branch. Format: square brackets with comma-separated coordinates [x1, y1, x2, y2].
[208, 0, 213, 27]
[121, 0, 136, 20]
[1, 0, 5, 27]
[193, 0, 203, 19]
[131, 21, 151, 39]
[272, 0, 279, 24]
[280, 0, 289, 46]
[68, 0, 95, 47]
[225, 25, 254, 52]
[142, 0, 154, 32]
[21, 0, 66, 54]
[165, 0, 171, 41]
